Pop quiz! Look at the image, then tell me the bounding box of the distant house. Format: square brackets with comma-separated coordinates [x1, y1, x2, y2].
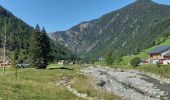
[16, 60, 30, 68]
[148, 45, 170, 64]
[97, 57, 104, 61]
[0, 56, 12, 67]
[69, 62, 74, 65]
[58, 60, 64, 65]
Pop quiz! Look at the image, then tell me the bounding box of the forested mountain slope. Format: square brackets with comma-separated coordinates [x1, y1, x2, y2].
[0, 5, 75, 61]
[52, 0, 170, 58]
[0, 5, 33, 51]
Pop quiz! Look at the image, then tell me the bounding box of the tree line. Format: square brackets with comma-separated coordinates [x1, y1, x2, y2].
[14, 24, 77, 69]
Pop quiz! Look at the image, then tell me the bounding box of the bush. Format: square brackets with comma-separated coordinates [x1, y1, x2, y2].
[156, 61, 161, 68]
[105, 50, 122, 65]
[105, 51, 114, 65]
[91, 58, 96, 64]
[130, 57, 141, 67]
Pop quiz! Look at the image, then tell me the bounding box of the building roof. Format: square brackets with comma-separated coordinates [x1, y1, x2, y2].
[149, 45, 170, 54]
[163, 52, 170, 57]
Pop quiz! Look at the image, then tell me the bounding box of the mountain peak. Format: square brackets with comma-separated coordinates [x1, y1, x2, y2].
[134, 0, 156, 7]
[52, 0, 170, 57]
[136, 0, 153, 4]
[137, 0, 152, 2]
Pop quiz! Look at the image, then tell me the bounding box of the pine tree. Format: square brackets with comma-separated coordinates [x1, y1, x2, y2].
[29, 25, 50, 69]
[29, 24, 43, 68]
[35, 24, 40, 31]
[41, 27, 50, 68]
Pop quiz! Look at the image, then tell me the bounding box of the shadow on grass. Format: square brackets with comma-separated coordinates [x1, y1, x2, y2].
[48, 67, 73, 70]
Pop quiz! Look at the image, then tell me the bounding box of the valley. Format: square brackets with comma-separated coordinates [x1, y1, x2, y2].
[0, 0, 170, 100]
[52, 0, 170, 58]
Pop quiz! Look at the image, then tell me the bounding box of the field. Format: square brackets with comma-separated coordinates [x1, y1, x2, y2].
[137, 64, 170, 79]
[111, 64, 170, 79]
[0, 61, 169, 100]
[95, 62, 170, 79]
[0, 64, 120, 100]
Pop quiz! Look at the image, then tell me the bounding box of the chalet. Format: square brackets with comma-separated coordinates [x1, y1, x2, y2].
[148, 45, 170, 64]
[0, 56, 12, 67]
[58, 60, 64, 65]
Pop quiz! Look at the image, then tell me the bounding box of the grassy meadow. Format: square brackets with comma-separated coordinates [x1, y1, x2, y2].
[95, 61, 170, 79]
[137, 64, 170, 79]
[0, 64, 120, 100]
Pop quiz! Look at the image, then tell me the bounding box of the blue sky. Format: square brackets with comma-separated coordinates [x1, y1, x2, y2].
[0, 0, 170, 33]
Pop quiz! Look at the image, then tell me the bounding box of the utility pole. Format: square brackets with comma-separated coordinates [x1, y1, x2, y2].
[2, 18, 7, 77]
[2, 18, 11, 77]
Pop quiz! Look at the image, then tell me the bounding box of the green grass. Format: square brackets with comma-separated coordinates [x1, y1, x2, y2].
[0, 67, 26, 75]
[109, 64, 170, 79]
[95, 61, 170, 79]
[0, 67, 78, 100]
[117, 39, 170, 78]
[47, 63, 63, 69]
[120, 39, 170, 65]
[0, 65, 121, 100]
[137, 64, 170, 79]
[94, 60, 106, 66]
[70, 66, 120, 100]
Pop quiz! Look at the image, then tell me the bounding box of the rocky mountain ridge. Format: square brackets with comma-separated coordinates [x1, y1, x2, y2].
[52, 0, 170, 58]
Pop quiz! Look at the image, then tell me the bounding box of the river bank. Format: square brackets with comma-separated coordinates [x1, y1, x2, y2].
[81, 66, 170, 100]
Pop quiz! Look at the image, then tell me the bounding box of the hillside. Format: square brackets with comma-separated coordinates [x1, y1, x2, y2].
[0, 5, 33, 51]
[52, 0, 170, 58]
[120, 38, 170, 65]
[0, 5, 75, 61]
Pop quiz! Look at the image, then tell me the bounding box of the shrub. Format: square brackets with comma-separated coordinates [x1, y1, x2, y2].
[105, 51, 114, 65]
[91, 58, 96, 64]
[156, 61, 161, 68]
[130, 57, 141, 67]
[105, 50, 122, 65]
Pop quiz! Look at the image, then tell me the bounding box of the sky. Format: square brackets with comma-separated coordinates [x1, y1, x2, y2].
[0, 0, 170, 33]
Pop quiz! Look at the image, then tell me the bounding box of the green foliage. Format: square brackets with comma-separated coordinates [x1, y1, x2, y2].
[156, 61, 161, 68]
[91, 58, 96, 64]
[49, 40, 77, 62]
[114, 51, 122, 64]
[105, 50, 122, 65]
[130, 57, 141, 67]
[29, 25, 50, 69]
[0, 6, 33, 65]
[105, 50, 114, 65]
[41, 27, 50, 66]
[0, 5, 77, 66]
[120, 39, 170, 65]
[52, 0, 170, 59]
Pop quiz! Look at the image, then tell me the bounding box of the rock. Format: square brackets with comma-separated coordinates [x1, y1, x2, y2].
[81, 66, 170, 100]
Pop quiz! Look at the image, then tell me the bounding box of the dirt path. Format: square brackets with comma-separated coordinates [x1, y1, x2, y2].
[55, 76, 94, 100]
[66, 85, 94, 100]
[81, 66, 170, 100]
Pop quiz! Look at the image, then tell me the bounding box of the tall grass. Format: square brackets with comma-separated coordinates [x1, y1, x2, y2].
[0, 65, 121, 100]
[137, 64, 170, 79]
[0, 67, 78, 100]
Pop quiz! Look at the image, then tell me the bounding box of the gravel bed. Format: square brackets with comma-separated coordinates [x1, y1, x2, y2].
[81, 66, 170, 100]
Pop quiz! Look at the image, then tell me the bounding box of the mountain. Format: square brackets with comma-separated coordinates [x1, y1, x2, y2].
[0, 5, 75, 61]
[0, 5, 34, 51]
[52, 0, 170, 58]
